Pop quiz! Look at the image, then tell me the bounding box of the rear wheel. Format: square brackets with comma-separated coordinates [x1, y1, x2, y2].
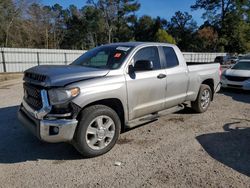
[191, 84, 212, 113]
[73, 105, 121, 157]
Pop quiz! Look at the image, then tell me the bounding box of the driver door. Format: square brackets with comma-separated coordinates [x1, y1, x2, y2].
[125, 46, 167, 120]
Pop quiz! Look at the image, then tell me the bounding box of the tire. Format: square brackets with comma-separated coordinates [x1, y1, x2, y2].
[73, 105, 121, 157]
[191, 84, 212, 113]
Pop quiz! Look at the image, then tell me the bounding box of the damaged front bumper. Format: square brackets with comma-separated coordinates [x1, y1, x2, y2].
[18, 89, 78, 143]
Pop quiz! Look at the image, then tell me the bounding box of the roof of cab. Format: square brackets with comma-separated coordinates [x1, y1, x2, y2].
[103, 42, 176, 48]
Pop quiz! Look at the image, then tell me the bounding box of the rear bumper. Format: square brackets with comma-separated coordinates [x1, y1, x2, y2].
[18, 104, 78, 143]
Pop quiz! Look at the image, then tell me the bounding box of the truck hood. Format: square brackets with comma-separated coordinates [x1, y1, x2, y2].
[24, 65, 109, 87]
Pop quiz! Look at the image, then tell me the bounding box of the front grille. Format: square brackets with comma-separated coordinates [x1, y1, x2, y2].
[25, 72, 47, 82]
[225, 75, 250, 82]
[23, 83, 43, 110]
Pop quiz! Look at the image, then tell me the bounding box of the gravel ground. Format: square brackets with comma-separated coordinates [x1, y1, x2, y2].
[0, 78, 249, 188]
[0, 73, 23, 82]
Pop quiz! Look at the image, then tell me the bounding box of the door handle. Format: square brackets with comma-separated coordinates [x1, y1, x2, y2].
[157, 74, 166, 79]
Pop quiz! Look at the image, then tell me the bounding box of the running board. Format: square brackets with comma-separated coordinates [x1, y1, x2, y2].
[126, 104, 185, 128]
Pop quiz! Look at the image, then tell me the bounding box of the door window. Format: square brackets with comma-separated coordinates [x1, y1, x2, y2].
[163, 47, 179, 68]
[133, 47, 161, 70]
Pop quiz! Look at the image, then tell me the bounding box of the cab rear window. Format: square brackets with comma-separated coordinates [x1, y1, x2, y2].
[163, 47, 179, 68]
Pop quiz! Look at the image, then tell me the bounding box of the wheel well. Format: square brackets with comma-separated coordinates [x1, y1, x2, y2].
[78, 98, 125, 131]
[202, 79, 214, 100]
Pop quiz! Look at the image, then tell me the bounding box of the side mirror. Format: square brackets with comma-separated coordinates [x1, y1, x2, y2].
[128, 64, 134, 74]
[128, 64, 136, 79]
[134, 60, 153, 71]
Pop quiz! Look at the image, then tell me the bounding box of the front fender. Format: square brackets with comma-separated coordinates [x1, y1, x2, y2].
[69, 75, 128, 122]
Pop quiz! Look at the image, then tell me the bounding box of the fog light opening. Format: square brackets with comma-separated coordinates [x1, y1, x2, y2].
[49, 126, 60, 135]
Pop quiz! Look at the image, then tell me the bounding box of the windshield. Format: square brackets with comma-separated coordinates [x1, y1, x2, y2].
[71, 45, 133, 69]
[232, 61, 250, 70]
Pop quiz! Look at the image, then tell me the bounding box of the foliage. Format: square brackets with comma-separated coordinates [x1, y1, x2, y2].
[155, 29, 176, 44]
[87, 0, 140, 43]
[0, 0, 249, 53]
[197, 26, 218, 51]
[192, 0, 250, 53]
[0, 0, 28, 47]
[168, 11, 198, 51]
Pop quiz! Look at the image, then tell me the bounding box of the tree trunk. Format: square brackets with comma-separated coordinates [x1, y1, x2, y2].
[5, 18, 14, 47]
[45, 27, 49, 48]
[108, 27, 112, 43]
[53, 29, 56, 48]
[5, 32, 9, 47]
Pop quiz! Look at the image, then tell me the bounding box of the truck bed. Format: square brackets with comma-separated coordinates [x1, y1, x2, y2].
[185, 62, 221, 102]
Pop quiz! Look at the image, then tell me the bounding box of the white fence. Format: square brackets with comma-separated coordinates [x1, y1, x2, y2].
[0, 47, 227, 73]
[182, 52, 227, 63]
[0, 48, 85, 72]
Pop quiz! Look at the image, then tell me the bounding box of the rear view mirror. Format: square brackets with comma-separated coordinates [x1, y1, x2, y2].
[134, 60, 153, 71]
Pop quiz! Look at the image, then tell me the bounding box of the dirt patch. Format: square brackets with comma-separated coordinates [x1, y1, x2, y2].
[52, 160, 66, 165]
[117, 138, 134, 145]
[0, 73, 23, 82]
[0, 84, 16, 89]
[167, 117, 185, 123]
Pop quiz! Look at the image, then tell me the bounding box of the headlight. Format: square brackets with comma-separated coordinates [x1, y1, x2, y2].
[48, 87, 80, 105]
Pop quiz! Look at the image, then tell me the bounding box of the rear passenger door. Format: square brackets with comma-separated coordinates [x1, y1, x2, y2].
[126, 46, 167, 120]
[161, 46, 189, 108]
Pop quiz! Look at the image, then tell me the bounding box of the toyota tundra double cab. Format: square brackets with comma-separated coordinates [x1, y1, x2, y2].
[18, 42, 221, 157]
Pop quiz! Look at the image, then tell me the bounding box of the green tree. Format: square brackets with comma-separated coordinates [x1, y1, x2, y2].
[60, 5, 88, 49]
[222, 12, 250, 53]
[50, 4, 67, 48]
[155, 29, 176, 44]
[169, 11, 197, 51]
[197, 26, 218, 51]
[87, 0, 140, 43]
[134, 15, 155, 41]
[191, 0, 250, 28]
[114, 0, 140, 42]
[26, 3, 54, 48]
[0, 0, 28, 47]
[192, 0, 250, 52]
[191, 0, 234, 28]
[81, 6, 106, 47]
[134, 16, 167, 42]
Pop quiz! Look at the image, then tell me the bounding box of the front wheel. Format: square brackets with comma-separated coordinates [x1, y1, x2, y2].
[191, 84, 212, 113]
[73, 105, 121, 157]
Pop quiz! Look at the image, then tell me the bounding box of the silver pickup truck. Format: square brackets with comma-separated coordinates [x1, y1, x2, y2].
[18, 42, 221, 157]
